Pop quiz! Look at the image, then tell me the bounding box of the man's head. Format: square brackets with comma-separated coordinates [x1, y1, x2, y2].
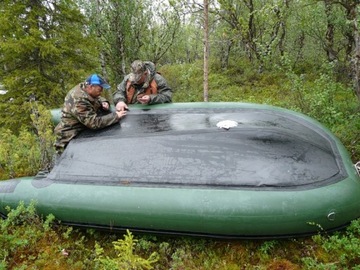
[129, 60, 147, 84]
[85, 74, 110, 89]
[84, 74, 110, 98]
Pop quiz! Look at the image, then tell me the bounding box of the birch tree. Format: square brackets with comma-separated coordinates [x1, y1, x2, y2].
[204, 0, 209, 101]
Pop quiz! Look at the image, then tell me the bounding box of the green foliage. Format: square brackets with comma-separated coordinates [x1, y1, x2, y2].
[333, 110, 360, 162]
[0, 127, 41, 179]
[302, 219, 360, 268]
[29, 102, 56, 171]
[94, 229, 159, 270]
[259, 240, 278, 256]
[79, 0, 143, 83]
[162, 62, 204, 102]
[2, 201, 360, 268]
[0, 102, 55, 180]
[81, 0, 182, 84]
[164, 21, 203, 64]
[0, 201, 60, 269]
[0, 0, 99, 131]
[295, 73, 351, 127]
[0, 200, 103, 269]
[0, 99, 33, 134]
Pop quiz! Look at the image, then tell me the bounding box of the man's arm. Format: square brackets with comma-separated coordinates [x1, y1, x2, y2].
[74, 98, 120, 129]
[113, 77, 128, 105]
[149, 74, 172, 104]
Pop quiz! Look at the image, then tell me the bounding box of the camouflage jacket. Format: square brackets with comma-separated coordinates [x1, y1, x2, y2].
[54, 84, 119, 151]
[113, 61, 172, 105]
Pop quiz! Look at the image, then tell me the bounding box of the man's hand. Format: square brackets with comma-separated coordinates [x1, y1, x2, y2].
[102, 102, 110, 110]
[115, 110, 127, 119]
[115, 101, 128, 111]
[137, 95, 150, 104]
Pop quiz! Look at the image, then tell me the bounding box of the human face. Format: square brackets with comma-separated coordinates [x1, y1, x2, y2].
[87, 85, 103, 98]
[133, 71, 147, 85]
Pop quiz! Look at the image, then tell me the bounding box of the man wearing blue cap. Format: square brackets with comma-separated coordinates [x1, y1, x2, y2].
[54, 74, 127, 153]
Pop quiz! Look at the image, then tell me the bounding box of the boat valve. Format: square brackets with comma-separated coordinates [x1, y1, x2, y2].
[327, 211, 336, 221]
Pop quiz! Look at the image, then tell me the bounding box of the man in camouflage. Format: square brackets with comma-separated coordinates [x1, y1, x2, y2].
[54, 74, 127, 153]
[113, 60, 172, 111]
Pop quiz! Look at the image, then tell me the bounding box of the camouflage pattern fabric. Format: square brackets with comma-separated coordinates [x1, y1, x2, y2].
[113, 61, 172, 105]
[54, 84, 119, 152]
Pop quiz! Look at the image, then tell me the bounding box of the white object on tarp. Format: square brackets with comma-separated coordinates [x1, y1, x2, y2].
[216, 120, 238, 130]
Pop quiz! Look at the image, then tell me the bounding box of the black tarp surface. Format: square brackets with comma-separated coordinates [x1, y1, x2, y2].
[48, 107, 345, 189]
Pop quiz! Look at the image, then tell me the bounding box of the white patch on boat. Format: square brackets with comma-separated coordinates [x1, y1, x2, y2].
[355, 161, 360, 177]
[216, 120, 238, 130]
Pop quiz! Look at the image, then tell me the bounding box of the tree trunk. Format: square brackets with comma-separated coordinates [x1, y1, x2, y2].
[352, 3, 360, 102]
[203, 0, 209, 102]
[244, 0, 256, 62]
[95, 0, 109, 80]
[220, 39, 233, 70]
[324, 0, 337, 62]
[343, 1, 356, 62]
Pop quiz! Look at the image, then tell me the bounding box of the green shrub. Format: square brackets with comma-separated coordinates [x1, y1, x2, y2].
[0, 102, 55, 180]
[0, 128, 40, 179]
[94, 229, 159, 269]
[29, 102, 56, 171]
[301, 219, 360, 268]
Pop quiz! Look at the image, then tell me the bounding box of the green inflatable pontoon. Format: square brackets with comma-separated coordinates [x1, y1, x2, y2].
[1, 102, 360, 239]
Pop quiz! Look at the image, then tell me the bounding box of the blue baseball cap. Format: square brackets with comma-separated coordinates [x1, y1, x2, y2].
[85, 74, 111, 89]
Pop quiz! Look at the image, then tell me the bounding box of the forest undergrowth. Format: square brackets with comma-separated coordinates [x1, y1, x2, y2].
[1, 201, 360, 269]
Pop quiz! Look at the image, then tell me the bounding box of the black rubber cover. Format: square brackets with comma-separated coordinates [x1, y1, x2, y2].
[48, 107, 344, 189]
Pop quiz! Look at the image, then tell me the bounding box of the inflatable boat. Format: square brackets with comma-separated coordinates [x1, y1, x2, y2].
[1, 102, 360, 239]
